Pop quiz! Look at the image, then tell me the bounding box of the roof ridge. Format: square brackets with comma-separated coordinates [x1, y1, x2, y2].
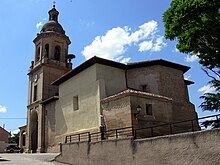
[52, 56, 190, 86]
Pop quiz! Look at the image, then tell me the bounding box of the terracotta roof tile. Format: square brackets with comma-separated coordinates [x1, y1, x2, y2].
[101, 89, 172, 103]
[52, 56, 190, 86]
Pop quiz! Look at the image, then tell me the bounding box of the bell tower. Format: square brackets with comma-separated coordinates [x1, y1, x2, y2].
[26, 4, 74, 153]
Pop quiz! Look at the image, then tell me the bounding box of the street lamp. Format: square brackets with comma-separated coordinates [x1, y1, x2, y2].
[134, 105, 142, 117]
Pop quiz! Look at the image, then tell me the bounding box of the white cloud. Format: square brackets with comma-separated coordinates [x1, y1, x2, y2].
[198, 85, 216, 94]
[139, 41, 153, 52]
[172, 47, 179, 53]
[138, 37, 166, 53]
[79, 19, 95, 28]
[115, 56, 131, 64]
[184, 74, 191, 80]
[151, 36, 167, 52]
[185, 55, 199, 62]
[82, 20, 166, 62]
[11, 129, 19, 135]
[82, 27, 131, 60]
[36, 21, 43, 29]
[0, 105, 7, 113]
[130, 21, 158, 42]
[120, 57, 131, 64]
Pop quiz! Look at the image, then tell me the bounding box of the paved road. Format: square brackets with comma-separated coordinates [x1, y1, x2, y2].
[0, 153, 67, 165]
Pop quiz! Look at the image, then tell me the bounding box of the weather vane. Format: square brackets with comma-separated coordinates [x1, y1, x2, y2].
[53, 1, 56, 8]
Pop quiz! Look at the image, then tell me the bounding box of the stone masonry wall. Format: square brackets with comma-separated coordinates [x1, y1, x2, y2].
[127, 65, 198, 122]
[56, 128, 220, 165]
[102, 96, 132, 130]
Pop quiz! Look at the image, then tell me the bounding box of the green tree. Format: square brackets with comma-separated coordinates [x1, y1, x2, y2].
[163, 0, 220, 112]
[9, 133, 19, 145]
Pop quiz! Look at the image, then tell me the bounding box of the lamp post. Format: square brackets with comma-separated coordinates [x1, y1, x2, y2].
[134, 105, 142, 118]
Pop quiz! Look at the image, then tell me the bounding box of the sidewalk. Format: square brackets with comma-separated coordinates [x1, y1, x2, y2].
[0, 153, 68, 165]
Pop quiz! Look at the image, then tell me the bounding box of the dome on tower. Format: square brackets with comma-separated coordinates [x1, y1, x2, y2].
[41, 21, 65, 34]
[40, 4, 65, 34]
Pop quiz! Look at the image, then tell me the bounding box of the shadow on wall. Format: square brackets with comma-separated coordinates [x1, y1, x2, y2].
[55, 102, 68, 136]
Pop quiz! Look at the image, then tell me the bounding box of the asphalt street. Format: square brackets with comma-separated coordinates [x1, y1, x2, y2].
[0, 153, 67, 165]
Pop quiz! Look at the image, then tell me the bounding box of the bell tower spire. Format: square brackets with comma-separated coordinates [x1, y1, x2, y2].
[32, 3, 72, 67]
[26, 5, 74, 153]
[53, 1, 56, 8]
[49, 1, 59, 22]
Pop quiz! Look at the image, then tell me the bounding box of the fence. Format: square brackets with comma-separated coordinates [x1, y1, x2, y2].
[65, 114, 220, 143]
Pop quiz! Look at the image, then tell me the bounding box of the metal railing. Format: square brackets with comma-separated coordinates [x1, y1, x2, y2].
[65, 114, 220, 143]
[65, 132, 90, 143]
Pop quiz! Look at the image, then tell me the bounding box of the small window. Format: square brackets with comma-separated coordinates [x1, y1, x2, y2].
[73, 96, 79, 111]
[142, 85, 147, 92]
[54, 46, 60, 61]
[145, 104, 152, 115]
[33, 85, 38, 102]
[36, 47, 40, 61]
[141, 84, 150, 92]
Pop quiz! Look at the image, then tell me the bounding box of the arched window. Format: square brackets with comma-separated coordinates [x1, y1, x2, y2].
[44, 44, 49, 57]
[36, 47, 40, 61]
[54, 46, 61, 61]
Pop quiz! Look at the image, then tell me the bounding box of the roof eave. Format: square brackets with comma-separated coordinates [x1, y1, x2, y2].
[128, 59, 190, 73]
[52, 56, 126, 86]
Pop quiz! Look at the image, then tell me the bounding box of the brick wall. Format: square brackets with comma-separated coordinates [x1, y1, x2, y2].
[0, 127, 10, 143]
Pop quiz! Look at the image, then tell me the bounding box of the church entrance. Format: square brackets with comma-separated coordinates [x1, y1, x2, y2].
[31, 110, 38, 153]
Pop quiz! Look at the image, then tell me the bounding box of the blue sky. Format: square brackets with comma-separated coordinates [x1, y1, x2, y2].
[0, 0, 217, 134]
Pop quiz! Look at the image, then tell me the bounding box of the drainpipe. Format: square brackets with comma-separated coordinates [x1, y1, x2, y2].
[125, 69, 128, 89]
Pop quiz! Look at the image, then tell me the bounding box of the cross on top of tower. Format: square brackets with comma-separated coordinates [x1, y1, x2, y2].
[53, 1, 56, 8]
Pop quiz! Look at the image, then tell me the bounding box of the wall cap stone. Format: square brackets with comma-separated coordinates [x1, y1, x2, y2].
[101, 89, 173, 103]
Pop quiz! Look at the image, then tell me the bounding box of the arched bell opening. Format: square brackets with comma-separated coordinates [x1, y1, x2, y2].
[44, 44, 49, 57]
[36, 47, 41, 62]
[54, 46, 61, 61]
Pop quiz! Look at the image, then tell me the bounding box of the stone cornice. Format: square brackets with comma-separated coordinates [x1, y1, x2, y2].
[33, 32, 71, 45]
[101, 89, 173, 103]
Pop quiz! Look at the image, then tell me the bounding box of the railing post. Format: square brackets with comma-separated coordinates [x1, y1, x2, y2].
[88, 132, 91, 142]
[70, 136, 71, 143]
[170, 124, 173, 134]
[132, 126, 134, 136]
[115, 129, 118, 139]
[78, 134, 80, 142]
[134, 129, 136, 139]
[101, 131, 105, 140]
[132, 126, 136, 139]
[65, 136, 67, 143]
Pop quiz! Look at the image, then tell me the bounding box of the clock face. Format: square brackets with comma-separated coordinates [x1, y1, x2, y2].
[34, 74, 38, 82]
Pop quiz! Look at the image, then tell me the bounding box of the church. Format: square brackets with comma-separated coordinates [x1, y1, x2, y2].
[21, 5, 198, 153]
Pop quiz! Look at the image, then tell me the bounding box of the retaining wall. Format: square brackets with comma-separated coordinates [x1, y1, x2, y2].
[56, 128, 220, 165]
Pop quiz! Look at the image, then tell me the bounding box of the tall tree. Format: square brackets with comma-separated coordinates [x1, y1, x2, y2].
[163, 0, 220, 112]
[9, 133, 19, 145]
